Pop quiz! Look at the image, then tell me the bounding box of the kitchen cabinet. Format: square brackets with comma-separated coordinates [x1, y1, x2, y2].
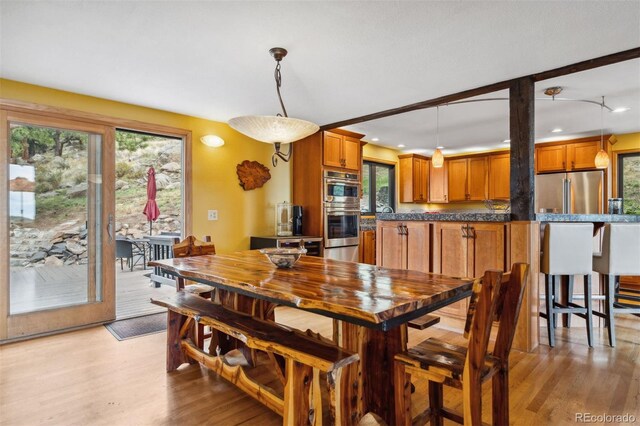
[323, 131, 361, 171]
[359, 230, 376, 265]
[429, 160, 448, 203]
[488, 153, 510, 200]
[292, 128, 365, 237]
[536, 137, 606, 174]
[399, 154, 429, 203]
[433, 221, 507, 317]
[376, 221, 430, 273]
[448, 157, 488, 201]
[536, 144, 566, 173]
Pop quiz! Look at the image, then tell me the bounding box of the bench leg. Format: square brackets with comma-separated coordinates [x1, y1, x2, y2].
[283, 359, 321, 425]
[166, 310, 188, 372]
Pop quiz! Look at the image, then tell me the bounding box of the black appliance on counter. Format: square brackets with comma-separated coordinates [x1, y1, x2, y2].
[250, 236, 322, 257]
[293, 205, 303, 236]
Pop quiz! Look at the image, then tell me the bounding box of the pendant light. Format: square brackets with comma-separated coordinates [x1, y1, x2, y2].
[229, 48, 319, 167]
[431, 106, 444, 168]
[594, 96, 610, 169]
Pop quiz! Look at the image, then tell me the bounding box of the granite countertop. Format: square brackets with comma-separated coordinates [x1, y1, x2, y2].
[535, 213, 640, 223]
[376, 212, 511, 222]
[360, 217, 376, 231]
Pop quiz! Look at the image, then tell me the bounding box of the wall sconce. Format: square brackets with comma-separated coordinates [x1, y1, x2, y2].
[201, 134, 225, 148]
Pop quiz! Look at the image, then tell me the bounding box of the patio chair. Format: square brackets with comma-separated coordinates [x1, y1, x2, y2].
[116, 237, 146, 271]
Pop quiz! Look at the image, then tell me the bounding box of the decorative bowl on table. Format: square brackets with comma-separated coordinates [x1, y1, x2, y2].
[260, 247, 307, 268]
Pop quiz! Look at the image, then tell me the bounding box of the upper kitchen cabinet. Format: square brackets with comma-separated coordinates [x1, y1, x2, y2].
[399, 154, 429, 203]
[448, 157, 488, 201]
[488, 152, 510, 200]
[323, 130, 362, 171]
[535, 136, 609, 174]
[429, 160, 448, 203]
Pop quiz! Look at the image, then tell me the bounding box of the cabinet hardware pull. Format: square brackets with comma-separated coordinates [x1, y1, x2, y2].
[444, 194, 447, 201]
[403, 225, 408, 235]
[562, 161, 565, 169]
[469, 226, 476, 239]
[461, 225, 468, 238]
[571, 161, 575, 170]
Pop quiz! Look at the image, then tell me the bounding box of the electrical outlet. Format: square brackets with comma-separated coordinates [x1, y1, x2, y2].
[207, 210, 218, 221]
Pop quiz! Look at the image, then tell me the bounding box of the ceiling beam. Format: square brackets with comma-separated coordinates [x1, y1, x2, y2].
[320, 47, 640, 131]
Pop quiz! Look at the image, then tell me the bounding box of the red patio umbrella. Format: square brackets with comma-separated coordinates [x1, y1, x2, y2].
[142, 167, 160, 235]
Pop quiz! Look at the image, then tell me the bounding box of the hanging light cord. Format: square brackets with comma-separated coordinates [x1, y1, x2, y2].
[274, 60, 289, 118]
[436, 105, 440, 149]
[600, 96, 604, 145]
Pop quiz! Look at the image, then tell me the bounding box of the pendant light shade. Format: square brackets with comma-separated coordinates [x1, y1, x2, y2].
[432, 148, 444, 168]
[229, 47, 318, 166]
[594, 149, 610, 169]
[228, 115, 318, 145]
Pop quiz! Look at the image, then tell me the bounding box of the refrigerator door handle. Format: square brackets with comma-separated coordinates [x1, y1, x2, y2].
[562, 178, 568, 214]
[565, 178, 572, 214]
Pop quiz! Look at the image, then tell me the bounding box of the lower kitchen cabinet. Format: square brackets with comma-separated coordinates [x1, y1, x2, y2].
[433, 221, 507, 317]
[376, 221, 430, 273]
[359, 230, 376, 265]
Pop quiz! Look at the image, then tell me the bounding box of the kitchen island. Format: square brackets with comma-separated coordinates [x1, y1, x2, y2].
[375, 211, 639, 351]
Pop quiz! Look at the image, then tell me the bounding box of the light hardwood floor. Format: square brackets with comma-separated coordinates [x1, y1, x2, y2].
[0, 308, 638, 425]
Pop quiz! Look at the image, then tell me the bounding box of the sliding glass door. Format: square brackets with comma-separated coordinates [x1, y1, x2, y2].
[1, 111, 115, 340]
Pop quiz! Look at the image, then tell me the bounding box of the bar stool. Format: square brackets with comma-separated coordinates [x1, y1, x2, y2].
[593, 223, 640, 347]
[540, 223, 594, 347]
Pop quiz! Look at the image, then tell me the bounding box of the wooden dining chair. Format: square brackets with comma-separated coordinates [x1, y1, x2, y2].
[172, 235, 217, 350]
[394, 263, 529, 426]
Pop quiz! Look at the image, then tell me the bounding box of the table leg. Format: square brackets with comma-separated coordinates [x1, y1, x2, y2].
[335, 321, 407, 425]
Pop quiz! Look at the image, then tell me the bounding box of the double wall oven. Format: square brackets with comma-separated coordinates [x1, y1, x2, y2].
[323, 171, 360, 261]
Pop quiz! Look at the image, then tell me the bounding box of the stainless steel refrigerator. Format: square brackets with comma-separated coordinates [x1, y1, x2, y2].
[535, 171, 603, 214]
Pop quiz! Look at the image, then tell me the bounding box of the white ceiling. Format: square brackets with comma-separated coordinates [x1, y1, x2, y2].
[346, 59, 640, 154]
[1, 1, 639, 152]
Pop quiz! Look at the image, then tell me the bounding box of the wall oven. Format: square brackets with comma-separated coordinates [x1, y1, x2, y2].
[324, 170, 360, 204]
[324, 204, 360, 248]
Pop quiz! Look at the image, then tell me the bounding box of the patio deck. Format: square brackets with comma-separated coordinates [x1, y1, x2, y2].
[10, 265, 174, 320]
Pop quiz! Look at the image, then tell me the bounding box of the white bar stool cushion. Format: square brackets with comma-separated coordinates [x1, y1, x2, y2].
[541, 223, 594, 275]
[593, 223, 640, 275]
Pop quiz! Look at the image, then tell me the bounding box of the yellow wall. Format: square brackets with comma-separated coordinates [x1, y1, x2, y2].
[0, 79, 291, 253]
[612, 132, 640, 152]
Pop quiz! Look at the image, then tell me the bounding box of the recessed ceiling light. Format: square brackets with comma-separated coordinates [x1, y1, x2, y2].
[436, 146, 444, 149]
[612, 107, 631, 113]
[551, 128, 563, 133]
[503, 139, 511, 143]
[371, 137, 379, 142]
[397, 144, 405, 148]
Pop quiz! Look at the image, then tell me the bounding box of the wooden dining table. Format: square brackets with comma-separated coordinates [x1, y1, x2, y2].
[150, 250, 473, 424]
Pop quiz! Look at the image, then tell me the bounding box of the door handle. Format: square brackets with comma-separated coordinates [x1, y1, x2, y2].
[402, 225, 408, 236]
[469, 226, 476, 239]
[461, 224, 468, 238]
[107, 213, 114, 242]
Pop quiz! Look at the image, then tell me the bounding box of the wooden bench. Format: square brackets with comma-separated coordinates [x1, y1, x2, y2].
[151, 292, 360, 425]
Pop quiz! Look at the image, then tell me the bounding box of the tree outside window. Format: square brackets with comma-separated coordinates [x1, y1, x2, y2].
[361, 161, 396, 214]
[618, 152, 640, 215]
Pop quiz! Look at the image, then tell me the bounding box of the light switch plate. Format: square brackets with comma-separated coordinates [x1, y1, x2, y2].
[207, 210, 218, 221]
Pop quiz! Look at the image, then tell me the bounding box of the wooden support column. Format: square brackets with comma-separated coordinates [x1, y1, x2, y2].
[509, 77, 535, 221]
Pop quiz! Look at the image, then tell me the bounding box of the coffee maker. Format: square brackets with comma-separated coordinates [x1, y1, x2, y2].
[293, 205, 303, 236]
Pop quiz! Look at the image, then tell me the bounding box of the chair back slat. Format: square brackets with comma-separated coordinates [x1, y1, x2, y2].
[465, 270, 503, 381]
[173, 236, 216, 290]
[173, 235, 216, 258]
[493, 263, 529, 362]
[463, 277, 483, 339]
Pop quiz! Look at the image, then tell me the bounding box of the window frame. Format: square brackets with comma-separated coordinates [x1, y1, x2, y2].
[361, 160, 396, 215]
[616, 150, 640, 214]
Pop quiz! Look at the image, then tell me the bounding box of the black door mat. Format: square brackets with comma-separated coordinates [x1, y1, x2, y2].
[105, 312, 166, 341]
